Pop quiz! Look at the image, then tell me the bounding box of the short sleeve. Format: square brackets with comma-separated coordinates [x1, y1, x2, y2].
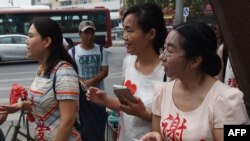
[101, 48, 109, 66]
[122, 55, 130, 82]
[152, 83, 166, 116]
[214, 88, 249, 128]
[55, 64, 80, 101]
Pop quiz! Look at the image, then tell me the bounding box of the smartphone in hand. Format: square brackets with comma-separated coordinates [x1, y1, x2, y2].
[113, 85, 137, 104]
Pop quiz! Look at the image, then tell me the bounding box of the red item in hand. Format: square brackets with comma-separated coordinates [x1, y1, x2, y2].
[26, 113, 35, 122]
[9, 83, 28, 104]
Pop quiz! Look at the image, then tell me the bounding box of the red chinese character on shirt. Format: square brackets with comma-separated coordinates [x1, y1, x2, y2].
[35, 118, 50, 141]
[227, 78, 239, 88]
[161, 113, 186, 141]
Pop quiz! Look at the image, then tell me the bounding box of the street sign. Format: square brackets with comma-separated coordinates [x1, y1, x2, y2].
[183, 7, 190, 17]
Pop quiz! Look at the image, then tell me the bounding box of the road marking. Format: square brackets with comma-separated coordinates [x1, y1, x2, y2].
[0, 85, 31, 91]
[106, 76, 121, 79]
[107, 72, 122, 79]
[0, 71, 35, 76]
[108, 72, 122, 76]
[0, 78, 34, 83]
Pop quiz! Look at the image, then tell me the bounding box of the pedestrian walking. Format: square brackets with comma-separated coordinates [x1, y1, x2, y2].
[141, 22, 249, 141]
[0, 17, 81, 141]
[68, 20, 109, 141]
[86, 3, 168, 141]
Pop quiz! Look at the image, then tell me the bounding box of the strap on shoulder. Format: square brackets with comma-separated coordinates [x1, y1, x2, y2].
[51, 61, 82, 133]
[52, 62, 68, 98]
[71, 47, 76, 62]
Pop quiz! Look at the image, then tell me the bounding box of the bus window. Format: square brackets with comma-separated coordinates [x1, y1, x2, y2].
[72, 15, 79, 20]
[0, 8, 112, 47]
[50, 16, 61, 21]
[81, 15, 88, 20]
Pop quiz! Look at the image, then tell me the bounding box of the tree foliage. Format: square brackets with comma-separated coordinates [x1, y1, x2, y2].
[125, 0, 168, 9]
[124, 0, 210, 14]
[184, 0, 210, 14]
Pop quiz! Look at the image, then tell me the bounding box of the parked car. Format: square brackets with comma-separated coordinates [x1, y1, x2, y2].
[0, 34, 33, 63]
[112, 25, 124, 40]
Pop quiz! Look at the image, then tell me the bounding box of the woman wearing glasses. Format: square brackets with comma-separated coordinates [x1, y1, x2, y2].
[141, 22, 249, 141]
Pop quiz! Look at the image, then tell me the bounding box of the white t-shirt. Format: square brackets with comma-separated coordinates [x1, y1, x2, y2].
[68, 44, 108, 89]
[117, 55, 165, 141]
[153, 80, 249, 141]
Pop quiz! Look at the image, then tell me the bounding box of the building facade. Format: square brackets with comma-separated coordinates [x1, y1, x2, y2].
[32, 0, 121, 10]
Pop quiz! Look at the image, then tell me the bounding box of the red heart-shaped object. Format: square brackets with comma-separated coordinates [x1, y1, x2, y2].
[124, 80, 137, 95]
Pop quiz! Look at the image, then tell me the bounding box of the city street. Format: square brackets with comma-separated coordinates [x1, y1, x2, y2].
[0, 41, 126, 140]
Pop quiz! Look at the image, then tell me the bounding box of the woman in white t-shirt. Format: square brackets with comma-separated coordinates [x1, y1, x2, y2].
[86, 3, 168, 141]
[141, 22, 249, 141]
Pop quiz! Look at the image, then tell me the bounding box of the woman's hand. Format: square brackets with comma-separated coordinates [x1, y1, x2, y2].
[0, 111, 8, 125]
[0, 101, 31, 114]
[140, 131, 163, 141]
[119, 96, 150, 121]
[0, 103, 21, 114]
[86, 86, 107, 105]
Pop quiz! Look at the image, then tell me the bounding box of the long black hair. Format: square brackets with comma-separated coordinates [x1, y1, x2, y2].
[32, 17, 78, 78]
[123, 3, 167, 54]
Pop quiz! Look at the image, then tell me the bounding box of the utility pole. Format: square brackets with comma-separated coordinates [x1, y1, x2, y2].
[175, 0, 184, 25]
